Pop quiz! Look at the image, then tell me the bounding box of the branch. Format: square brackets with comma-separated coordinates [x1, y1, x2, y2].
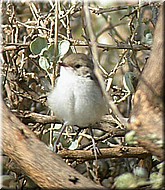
[16, 111, 125, 136]
[88, 4, 150, 15]
[2, 42, 150, 53]
[129, 6, 164, 161]
[58, 146, 150, 161]
[2, 102, 105, 189]
[83, 2, 128, 127]
[21, 111, 58, 124]
[88, 5, 128, 14]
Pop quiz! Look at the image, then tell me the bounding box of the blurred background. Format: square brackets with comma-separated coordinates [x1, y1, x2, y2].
[1, 1, 163, 189]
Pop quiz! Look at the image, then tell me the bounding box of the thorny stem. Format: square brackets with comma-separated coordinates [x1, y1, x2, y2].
[50, 0, 59, 149]
[83, 2, 127, 128]
[52, 0, 59, 87]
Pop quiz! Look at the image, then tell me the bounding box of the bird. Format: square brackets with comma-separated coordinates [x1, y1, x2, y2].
[47, 53, 107, 150]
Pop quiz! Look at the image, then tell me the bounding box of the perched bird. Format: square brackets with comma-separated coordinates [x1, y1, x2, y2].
[48, 53, 107, 149]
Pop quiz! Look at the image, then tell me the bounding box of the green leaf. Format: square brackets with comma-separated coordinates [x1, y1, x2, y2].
[47, 44, 55, 62]
[150, 172, 164, 189]
[39, 56, 50, 71]
[115, 173, 137, 189]
[30, 37, 48, 55]
[54, 124, 62, 130]
[123, 72, 137, 93]
[125, 130, 138, 145]
[133, 167, 148, 178]
[40, 44, 55, 62]
[68, 140, 79, 150]
[48, 44, 55, 57]
[40, 48, 49, 57]
[144, 33, 153, 45]
[58, 40, 70, 58]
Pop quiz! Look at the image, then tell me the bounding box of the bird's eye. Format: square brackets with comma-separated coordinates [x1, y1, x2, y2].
[74, 64, 81, 69]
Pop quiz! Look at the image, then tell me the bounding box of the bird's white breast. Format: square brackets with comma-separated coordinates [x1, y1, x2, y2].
[48, 67, 107, 127]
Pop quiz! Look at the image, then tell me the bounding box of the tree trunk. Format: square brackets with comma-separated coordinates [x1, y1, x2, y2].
[2, 102, 105, 189]
[129, 6, 164, 161]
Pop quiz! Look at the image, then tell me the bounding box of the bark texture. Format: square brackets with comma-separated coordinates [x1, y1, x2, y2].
[2, 102, 105, 189]
[129, 6, 164, 161]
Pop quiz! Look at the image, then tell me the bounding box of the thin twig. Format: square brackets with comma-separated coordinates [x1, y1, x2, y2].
[2, 42, 150, 53]
[83, 3, 128, 127]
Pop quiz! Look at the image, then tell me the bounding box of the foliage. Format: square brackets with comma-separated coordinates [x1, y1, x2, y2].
[1, 1, 163, 189]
